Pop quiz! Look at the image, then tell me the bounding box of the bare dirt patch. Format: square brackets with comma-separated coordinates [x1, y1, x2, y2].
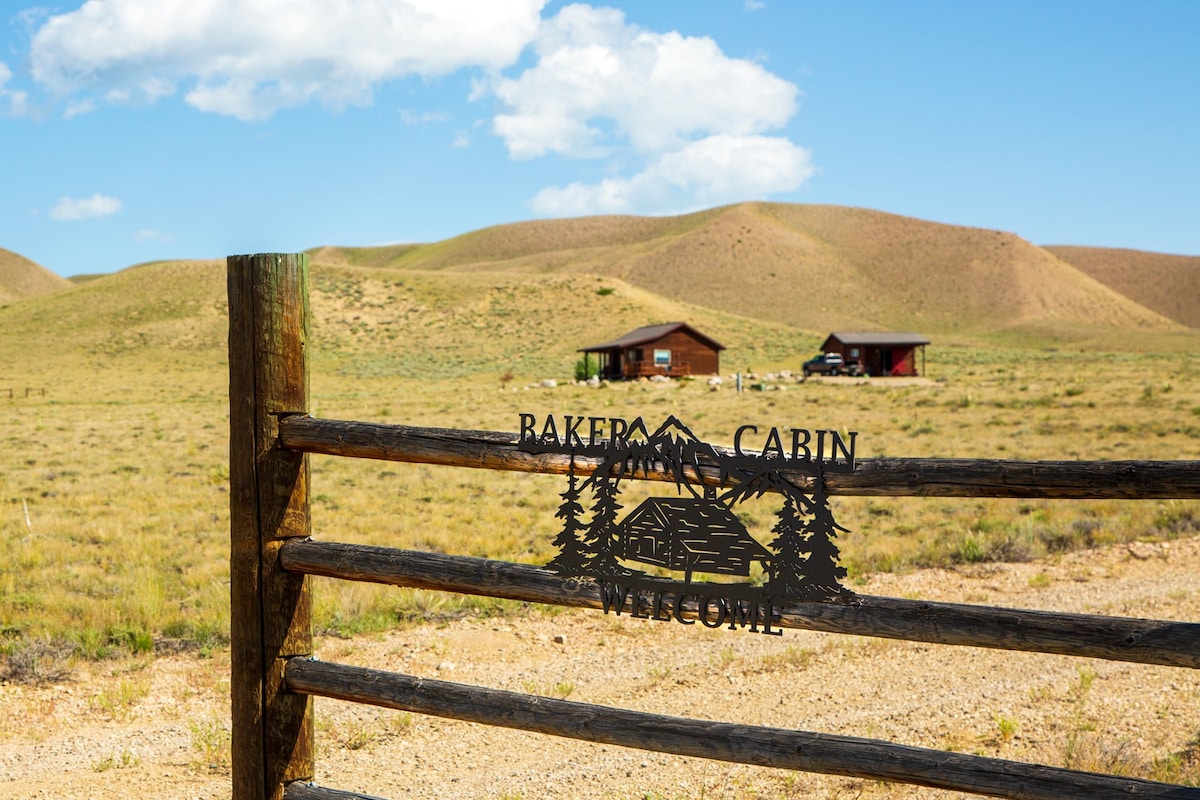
[3, 537, 1199, 799]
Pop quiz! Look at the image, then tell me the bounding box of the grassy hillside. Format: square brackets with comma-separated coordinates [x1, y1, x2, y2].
[314, 203, 1184, 347]
[0, 257, 819, 387]
[0, 259, 227, 384]
[1045, 245, 1200, 328]
[0, 247, 71, 303]
[310, 210, 722, 272]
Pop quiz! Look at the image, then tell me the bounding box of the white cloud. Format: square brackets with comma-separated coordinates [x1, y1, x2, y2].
[0, 61, 30, 116]
[532, 134, 813, 215]
[29, 0, 547, 120]
[486, 5, 811, 216]
[50, 194, 123, 221]
[489, 4, 798, 158]
[63, 98, 95, 119]
[399, 109, 449, 126]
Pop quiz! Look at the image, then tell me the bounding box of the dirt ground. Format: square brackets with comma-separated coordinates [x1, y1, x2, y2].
[2, 536, 1198, 800]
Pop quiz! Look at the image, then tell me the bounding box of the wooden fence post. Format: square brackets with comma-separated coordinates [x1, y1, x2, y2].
[228, 253, 314, 800]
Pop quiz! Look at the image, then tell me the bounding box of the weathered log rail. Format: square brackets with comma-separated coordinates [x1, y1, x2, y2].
[279, 540, 1200, 669]
[278, 416, 1200, 499]
[284, 783, 384, 800]
[231, 253, 1200, 800]
[284, 659, 1198, 800]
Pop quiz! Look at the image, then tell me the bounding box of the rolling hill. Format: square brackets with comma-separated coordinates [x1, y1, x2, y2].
[1045, 245, 1200, 328]
[310, 203, 1185, 340]
[0, 256, 821, 383]
[4, 203, 1197, 386]
[0, 247, 71, 303]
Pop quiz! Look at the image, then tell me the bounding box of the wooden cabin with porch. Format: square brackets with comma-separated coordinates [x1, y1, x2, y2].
[820, 332, 930, 377]
[579, 322, 724, 380]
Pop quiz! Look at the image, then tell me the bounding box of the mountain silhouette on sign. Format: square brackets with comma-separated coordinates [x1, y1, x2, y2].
[649, 415, 702, 447]
[608, 414, 719, 496]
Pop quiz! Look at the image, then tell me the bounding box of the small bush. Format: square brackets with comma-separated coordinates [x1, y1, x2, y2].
[986, 532, 1036, 563]
[0, 638, 73, 684]
[956, 536, 986, 563]
[574, 357, 600, 381]
[1030, 519, 1102, 557]
[1155, 502, 1200, 537]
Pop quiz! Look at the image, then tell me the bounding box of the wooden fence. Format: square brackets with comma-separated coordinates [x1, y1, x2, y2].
[228, 253, 1200, 800]
[1, 387, 45, 398]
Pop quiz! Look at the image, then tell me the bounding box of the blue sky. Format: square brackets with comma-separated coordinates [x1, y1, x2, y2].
[2, 1, 1197, 278]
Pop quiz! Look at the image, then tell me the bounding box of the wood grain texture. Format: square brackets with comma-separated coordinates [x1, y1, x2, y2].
[229, 254, 314, 800]
[280, 540, 1200, 669]
[284, 659, 1200, 800]
[277, 416, 1200, 499]
[284, 783, 388, 800]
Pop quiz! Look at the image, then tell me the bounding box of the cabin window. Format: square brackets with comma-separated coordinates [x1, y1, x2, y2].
[849, 348, 860, 358]
[633, 348, 644, 362]
[654, 349, 671, 367]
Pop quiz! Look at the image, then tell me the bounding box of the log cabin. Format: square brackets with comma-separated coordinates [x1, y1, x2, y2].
[579, 322, 724, 380]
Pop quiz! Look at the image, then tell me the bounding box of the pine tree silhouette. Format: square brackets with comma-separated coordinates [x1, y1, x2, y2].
[580, 473, 625, 577]
[546, 457, 589, 576]
[798, 481, 849, 600]
[764, 493, 807, 602]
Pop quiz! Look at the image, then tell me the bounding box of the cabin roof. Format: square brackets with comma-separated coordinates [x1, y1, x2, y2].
[579, 322, 726, 353]
[622, 497, 772, 560]
[823, 331, 931, 347]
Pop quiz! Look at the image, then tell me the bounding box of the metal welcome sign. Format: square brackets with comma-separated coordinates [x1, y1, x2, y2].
[518, 414, 857, 636]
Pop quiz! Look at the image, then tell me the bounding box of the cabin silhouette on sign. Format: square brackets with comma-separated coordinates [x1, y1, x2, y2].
[616, 497, 772, 583]
[579, 322, 724, 380]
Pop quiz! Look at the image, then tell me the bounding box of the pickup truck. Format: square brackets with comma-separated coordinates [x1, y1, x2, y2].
[802, 352, 862, 377]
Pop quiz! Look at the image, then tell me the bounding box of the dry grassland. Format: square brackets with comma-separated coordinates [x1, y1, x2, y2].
[2, 324, 1198, 662]
[0, 255, 1198, 659]
[0, 230, 1198, 796]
